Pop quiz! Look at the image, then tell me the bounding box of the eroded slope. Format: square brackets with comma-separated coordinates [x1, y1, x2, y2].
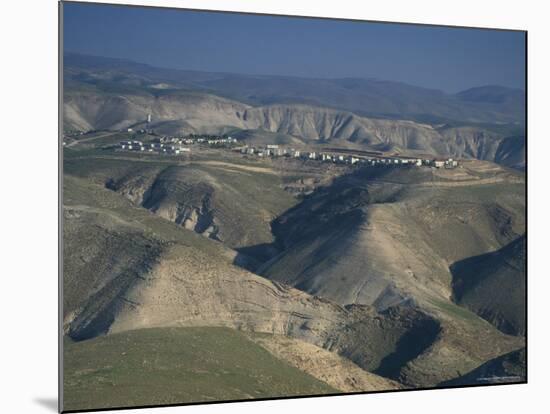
[63, 174, 522, 388]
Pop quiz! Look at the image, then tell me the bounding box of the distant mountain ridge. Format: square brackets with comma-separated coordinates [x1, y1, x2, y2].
[457, 85, 525, 105]
[64, 52, 525, 124]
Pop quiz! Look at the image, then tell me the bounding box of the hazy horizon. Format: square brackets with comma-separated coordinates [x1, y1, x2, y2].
[64, 50, 526, 95]
[63, 2, 526, 93]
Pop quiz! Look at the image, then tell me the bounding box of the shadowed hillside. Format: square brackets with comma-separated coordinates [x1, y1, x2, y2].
[450, 235, 526, 336]
[260, 161, 525, 310]
[438, 347, 526, 386]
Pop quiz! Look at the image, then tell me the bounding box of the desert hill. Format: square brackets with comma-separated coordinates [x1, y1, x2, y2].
[260, 161, 525, 310]
[64, 88, 525, 168]
[64, 175, 440, 379]
[63, 170, 522, 389]
[65, 155, 298, 263]
[63, 153, 524, 389]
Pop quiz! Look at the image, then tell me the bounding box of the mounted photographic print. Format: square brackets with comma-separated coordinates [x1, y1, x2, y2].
[60, 1, 527, 412]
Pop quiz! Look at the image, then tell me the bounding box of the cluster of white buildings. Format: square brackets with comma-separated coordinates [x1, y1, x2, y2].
[118, 140, 191, 155]
[158, 135, 239, 146]
[434, 158, 459, 168]
[240, 144, 459, 169]
[117, 134, 240, 155]
[241, 145, 376, 165]
[116, 135, 459, 167]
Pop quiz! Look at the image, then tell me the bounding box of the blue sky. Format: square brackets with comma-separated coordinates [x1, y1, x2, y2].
[63, 2, 526, 93]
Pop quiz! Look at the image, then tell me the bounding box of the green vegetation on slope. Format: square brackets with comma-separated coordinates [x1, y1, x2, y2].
[63, 327, 336, 412]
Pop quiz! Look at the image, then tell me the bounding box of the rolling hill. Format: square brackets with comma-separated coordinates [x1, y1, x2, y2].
[63, 152, 524, 392]
[64, 154, 299, 264]
[63, 327, 337, 411]
[61, 52, 527, 407]
[63, 174, 445, 380]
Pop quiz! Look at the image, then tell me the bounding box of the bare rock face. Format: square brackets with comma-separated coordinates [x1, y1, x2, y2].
[62, 204, 165, 341]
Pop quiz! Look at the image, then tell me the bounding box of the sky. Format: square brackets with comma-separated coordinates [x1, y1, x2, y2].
[63, 2, 526, 93]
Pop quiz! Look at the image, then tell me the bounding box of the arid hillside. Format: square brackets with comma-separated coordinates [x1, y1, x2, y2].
[62, 53, 526, 409]
[63, 149, 525, 395]
[260, 161, 525, 309]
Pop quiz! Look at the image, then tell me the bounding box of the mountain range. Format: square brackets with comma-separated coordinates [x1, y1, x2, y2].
[62, 52, 527, 410]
